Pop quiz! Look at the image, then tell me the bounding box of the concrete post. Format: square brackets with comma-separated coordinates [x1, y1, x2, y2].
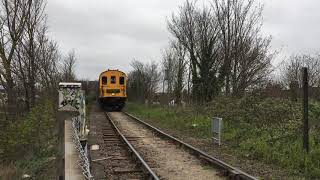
[57, 82, 82, 179]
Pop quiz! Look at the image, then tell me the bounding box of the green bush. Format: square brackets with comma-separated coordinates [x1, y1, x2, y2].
[7, 98, 55, 155]
[0, 97, 57, 178]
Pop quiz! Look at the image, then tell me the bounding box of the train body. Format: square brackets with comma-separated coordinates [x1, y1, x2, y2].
[98, 69, 127, 111]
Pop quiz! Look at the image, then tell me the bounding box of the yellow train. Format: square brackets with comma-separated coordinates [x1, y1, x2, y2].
[98, 69, 127, 111]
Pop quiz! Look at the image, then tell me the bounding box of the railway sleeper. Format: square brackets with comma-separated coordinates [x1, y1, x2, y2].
[113, 168, 143, 174]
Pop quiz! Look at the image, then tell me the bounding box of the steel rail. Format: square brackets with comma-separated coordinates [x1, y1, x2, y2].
[105, 112, 160, 180]
[124, 112, 258, 180]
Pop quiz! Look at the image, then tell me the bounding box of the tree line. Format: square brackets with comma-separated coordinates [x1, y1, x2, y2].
[0, 0, 78, 169]
[128, 0, 320, 105]
[129, 0, 273, 104]
[0, 0, 77, 121]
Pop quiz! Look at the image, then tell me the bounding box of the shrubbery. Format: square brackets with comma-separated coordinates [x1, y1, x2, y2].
[0, 98, 57, 178]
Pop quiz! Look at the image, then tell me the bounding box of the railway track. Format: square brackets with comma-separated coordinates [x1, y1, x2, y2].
[94, 109, 159, 179]
[107, 112, 257, 180]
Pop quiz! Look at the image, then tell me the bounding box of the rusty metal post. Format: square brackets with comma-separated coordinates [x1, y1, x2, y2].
[302, 67, 309, 153]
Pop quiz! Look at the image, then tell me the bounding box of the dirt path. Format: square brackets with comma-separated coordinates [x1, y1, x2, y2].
[109, 112, 225, 180]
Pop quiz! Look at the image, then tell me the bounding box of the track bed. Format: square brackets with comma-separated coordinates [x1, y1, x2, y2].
[88, 105, 157, 179]
[108, 112, 225, 180]
[89, 103, 255, 180]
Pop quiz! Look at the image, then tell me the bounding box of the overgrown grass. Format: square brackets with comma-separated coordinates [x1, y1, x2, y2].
[14, 149, 56, 179]
[125, 96, 320, 178]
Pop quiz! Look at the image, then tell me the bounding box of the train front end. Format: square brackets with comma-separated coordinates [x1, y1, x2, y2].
[98, 69, 127, 111]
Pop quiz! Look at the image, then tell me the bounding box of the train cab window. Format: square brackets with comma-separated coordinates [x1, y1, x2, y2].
[111, 76, 116, 84]
[102, 76, 107, 84]
[119, 77, 125, 85]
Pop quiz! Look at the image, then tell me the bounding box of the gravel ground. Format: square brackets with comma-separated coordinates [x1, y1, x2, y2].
[88, 104, 146, 179]
[109, 112, 226, 180]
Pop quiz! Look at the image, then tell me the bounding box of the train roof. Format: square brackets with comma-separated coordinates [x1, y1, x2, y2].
[99, 69, 127, 76]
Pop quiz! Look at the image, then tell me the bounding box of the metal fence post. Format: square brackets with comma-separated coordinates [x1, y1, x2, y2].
[212, 117, 222, 146]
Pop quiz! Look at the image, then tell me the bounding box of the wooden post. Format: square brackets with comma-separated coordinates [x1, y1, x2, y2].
[302, 67, 309, 153]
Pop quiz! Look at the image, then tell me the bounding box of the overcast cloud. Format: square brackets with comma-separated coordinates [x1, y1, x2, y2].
[46, 0, 320, 80]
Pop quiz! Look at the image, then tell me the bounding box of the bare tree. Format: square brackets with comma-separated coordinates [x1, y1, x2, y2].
[162, 46, 176, 98]
[231, 34, 273, 96]
[61, 50, 76, 82]
[168, 0, 273, 101]
[213, 0, 234, 94]
[213, 0, 273, 96]
[128, 60, 145, 103]
[145, 61, 161, 103]
[11, 0, 46, 110]
[0, 0, 30, 119]
[168, 1, 221, 103]
[128, 60, 161, 104]
[162, 41, 187, 105]
[282, 54, 320, 88]
[23, 0, 46, 107]
[172, 41, 187, 105]
[36, 28, 61, 95]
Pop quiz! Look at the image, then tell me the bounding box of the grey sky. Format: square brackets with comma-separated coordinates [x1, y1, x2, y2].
[46, 0, 320, 80]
